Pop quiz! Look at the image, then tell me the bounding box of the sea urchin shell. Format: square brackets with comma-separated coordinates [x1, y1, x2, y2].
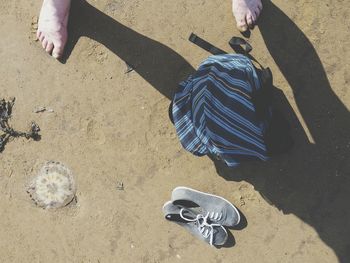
[27, 161, 76, 209]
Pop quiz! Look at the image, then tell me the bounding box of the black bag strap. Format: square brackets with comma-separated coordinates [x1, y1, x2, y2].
[189, 33, 227, 55]
[188, 33, 273, 90]
[260, 67, 273, 88]
[189, 33, 261, 66]
[228, 36, 273, 89]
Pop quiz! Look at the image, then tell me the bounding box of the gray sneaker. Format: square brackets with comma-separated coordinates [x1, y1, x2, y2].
[163, 201, 228, 246]
[171, 186, 240, 227]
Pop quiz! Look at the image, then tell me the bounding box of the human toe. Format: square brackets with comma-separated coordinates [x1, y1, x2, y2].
[41, 38, 48, 49]
[38, 33, 45, 42]
[236, 15, 249, 32]
[246, 13, 256, 28]
[52, 43, 64, 59]
[255, 6, 262, 18]
[45, 41, 54, 53]
[257, 1, 263, 11]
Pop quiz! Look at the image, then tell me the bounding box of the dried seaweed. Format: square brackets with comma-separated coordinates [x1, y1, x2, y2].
[0, 97, 40, 152]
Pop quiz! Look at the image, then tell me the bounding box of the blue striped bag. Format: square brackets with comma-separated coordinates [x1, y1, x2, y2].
[170, 34, 293, 167]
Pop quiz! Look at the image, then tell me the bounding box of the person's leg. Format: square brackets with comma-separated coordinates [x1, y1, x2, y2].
[232, 0, 262, 32]
[37, 0, 71, 59]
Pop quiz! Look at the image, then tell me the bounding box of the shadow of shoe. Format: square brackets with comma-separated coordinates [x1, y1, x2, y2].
[219, 230, 236, 249]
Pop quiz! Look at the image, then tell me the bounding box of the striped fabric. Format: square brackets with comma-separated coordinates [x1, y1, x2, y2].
[172, 54, 271, 167]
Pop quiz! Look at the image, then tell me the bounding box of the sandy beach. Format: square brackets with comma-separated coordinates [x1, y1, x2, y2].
[1, 0, 349, 262]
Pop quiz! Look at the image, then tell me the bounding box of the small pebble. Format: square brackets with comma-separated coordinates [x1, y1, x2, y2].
[125, 62, 135, 74]
[33, 106, 54, 113]
[116, 181, 124, 190]
[33, 106, 46, 113]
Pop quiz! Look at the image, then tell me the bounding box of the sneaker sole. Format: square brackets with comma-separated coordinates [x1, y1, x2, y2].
[162, 200, 174, 216]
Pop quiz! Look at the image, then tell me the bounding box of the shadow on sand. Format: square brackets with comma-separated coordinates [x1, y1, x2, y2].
[63, 0, 195, 100]
[214, 1, 350, 262]
[63, 0, 350, 259]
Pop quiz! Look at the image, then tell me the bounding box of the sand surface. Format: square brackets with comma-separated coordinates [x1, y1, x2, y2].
[1, 0, 350, 262]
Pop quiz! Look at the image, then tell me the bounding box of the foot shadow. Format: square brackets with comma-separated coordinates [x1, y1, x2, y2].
[61, 0, 195, 100]
[215, 1, 350, 261]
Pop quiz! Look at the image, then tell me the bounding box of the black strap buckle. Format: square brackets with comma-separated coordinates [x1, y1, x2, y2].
[229, 37, 253, 54]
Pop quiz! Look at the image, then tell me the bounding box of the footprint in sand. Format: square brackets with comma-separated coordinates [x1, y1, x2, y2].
[145, 99, 177, 151]
[85, 118, 106, 145]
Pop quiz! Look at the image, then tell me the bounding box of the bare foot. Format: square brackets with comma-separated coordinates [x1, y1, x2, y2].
[37, 0, 71, 59]
[232, 0, 262, 32]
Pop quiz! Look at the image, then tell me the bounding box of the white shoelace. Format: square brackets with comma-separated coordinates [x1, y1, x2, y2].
[179, 208, 224, 246]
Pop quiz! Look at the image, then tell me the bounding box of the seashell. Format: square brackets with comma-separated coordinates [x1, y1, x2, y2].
[27, 161, 76, 209]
